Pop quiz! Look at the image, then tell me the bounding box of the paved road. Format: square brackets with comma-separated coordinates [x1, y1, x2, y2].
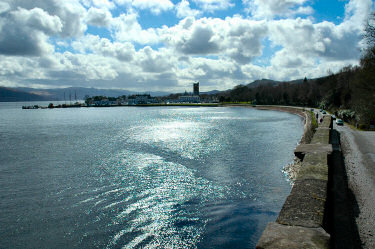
[334, 121, 375, 249]
[336, 123, 375, 177]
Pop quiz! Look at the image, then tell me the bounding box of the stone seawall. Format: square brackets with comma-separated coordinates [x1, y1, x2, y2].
[256, 115, 333, 249]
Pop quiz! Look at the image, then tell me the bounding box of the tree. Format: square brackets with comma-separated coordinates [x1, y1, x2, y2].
[365, 13, 375, 48]
[354, 12, 375, 125]
[84, 95, 91, 105]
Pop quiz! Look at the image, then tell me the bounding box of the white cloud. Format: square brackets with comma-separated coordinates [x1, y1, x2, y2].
[343, 0, 372, 32]
[176, 0, 201, 18]
[267, 0, 372, 64]
[12, 7, 63, 35]
[137, 46, 176, 73]
[224, 17, 268, 63]
[263, 18, 359, 81]
[113, 0, 132, 6]
[243, 0, 313, 19]
[174, 23, 221, 54]
[178, 56, 246, 89]
[161, 16, 267, 63]
[72, 35, 136, 62]
[111, 12, 160, 44]
[86, 7, 112, 27]
[132, 0, 174, 15]
[1, 0, 87, 40]
[0, 55, 48, 83]
[192, 0, 234, 12]
[0, 0, 89, 56]
[0, 7, 61, 56]
[0, 2, 10, 14]
[81, 0, 115, 10]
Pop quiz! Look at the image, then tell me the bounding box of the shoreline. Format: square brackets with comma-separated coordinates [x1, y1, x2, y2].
[252, 105, 313, 144]
[251, 106, 314, 184]
[221, 105, 311, 140]
[219, 104, 315, 184]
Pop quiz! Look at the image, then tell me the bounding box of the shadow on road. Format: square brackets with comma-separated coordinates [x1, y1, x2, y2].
[326, 129, 362, 248]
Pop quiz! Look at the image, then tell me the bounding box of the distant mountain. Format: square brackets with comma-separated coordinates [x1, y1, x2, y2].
[246, 78, 307, 88]
[246, 79, 283, 88]
[0, 87, 50, 102]
[11, 87, 170, 101]
[201, 90, 222, 95]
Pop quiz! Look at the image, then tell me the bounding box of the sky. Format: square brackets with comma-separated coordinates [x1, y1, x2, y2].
[0, 0, 374, 92]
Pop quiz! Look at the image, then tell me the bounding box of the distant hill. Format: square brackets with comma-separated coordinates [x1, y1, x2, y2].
[246, 79, 282, 88]
[15, 87, 133, 101]
[8, 87, 171, 101]
[0, 87, 49, 102]
[246, 78, 307, 88]
[201, 90, 222, 95]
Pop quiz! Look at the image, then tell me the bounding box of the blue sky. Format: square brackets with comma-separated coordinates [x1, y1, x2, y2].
[0, 0, 373, 92]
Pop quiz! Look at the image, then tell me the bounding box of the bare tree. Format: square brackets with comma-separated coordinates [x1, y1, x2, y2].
[365, 13, 375, 48]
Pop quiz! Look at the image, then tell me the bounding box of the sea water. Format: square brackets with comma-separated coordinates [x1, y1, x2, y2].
[0, 103, 303, 248]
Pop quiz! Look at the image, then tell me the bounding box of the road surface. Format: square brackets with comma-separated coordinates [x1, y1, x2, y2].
[334, 121, 375, 249]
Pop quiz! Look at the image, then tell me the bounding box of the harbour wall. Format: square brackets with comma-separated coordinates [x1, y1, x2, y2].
[256, 111, 333, 249]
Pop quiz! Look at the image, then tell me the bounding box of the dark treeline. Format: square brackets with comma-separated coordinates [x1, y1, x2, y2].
[217, 15, 375, 128]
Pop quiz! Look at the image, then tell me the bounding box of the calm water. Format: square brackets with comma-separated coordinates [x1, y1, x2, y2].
[0, 102, 303, 249]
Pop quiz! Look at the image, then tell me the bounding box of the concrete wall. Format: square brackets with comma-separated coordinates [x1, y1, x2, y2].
[257, 115, 332, 249]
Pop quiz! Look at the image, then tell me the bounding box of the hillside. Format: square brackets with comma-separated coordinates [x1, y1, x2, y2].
[1, 87, 171, 101]
[0, 87, 49, 102]
[246, 79, 282, 88]
[246, 78, 308, 88]
[15, 87, 135, 101]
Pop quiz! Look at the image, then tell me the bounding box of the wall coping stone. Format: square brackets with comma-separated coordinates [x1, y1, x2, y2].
[295, 144, 333, 159]
[297, 162, 328, 181]
[256, 222, 330, 249]
[303, 153, 328, 165]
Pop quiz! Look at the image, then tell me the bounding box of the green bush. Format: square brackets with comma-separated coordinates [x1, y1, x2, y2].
[338, 109, 356, 122]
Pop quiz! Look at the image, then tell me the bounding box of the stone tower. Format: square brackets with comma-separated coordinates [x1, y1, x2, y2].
[193, 82, 199, 96]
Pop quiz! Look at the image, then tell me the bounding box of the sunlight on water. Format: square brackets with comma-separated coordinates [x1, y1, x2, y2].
[97, 149, 227, 248]
[129, 118, 223, 160]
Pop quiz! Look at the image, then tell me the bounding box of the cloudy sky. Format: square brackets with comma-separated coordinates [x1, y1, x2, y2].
[0, 0, 373, 92]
